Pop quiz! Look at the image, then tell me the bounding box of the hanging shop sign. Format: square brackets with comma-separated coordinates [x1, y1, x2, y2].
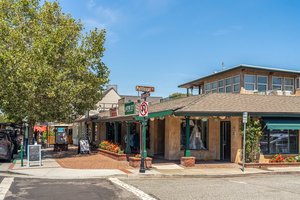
[125, 102, 135, 115]
[110, 108, 118, 117]
[135, 86, 155, 93]
[139, 101, 149, 117]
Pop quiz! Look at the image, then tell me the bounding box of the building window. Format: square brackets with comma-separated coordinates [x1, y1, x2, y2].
[232, 75, 240, 92]
[225, 78, 232, 93]
[180, 119, 208, 150]
[244, 74, 256, 91]
[257, 76, 268, 92]
[218, 80, 224, 93]
[296, 78, 300, 89]
[260, 129, 299, 154]
[204, 83, 211, 94]
[272, 77, 283, 90]
[211, 81, 217, 93]
[284, 78, 294, 92]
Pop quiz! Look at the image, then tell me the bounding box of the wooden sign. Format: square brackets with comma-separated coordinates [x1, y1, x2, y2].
[135, 86, 155, 92]
[110, 108, 118, 117]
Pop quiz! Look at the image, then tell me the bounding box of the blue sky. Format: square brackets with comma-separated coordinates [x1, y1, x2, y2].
[56, 0, 300, 97]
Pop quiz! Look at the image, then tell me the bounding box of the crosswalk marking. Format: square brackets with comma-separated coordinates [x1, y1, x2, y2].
[108, 178, 156, 200]
[0, 178, 14, 200]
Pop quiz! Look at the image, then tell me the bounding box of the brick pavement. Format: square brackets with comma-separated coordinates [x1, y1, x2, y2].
[56, 153, 132, 170]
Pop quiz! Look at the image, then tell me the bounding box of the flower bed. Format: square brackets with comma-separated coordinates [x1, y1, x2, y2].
[239, 154, 300, 168]
[129, 155, 152, 168]
[99, 149, 127, 161]
[99, 141, 126, 161]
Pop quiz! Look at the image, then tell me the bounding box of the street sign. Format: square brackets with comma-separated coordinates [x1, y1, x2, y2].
[125, 102, 135, 115]
[139, 101, 149, 117]
[243, 112, 248, 123]
[136, 86, 155, 93]
[141, 92, 150, 99]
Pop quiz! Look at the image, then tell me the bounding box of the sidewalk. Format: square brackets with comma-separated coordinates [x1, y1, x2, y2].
[3, 147, 300, 179]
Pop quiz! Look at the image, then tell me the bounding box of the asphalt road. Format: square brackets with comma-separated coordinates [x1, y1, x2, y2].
[3, 178, 139, 200]
[1, 174, 300, 200]
[123, 174, 300, 200]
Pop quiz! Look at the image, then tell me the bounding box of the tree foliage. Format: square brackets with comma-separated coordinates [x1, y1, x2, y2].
[0, 0, 109, 123]
[241, 118, 263, 163]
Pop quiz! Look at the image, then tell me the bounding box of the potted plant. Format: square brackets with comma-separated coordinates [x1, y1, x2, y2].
[129, 154, 152, 168]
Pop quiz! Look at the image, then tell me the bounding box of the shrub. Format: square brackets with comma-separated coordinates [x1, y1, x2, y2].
[285, 156, 296, 163]
[295, 155, 300, 162]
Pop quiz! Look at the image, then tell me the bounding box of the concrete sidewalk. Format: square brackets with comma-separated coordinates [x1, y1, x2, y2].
[4, 159, 300, 179]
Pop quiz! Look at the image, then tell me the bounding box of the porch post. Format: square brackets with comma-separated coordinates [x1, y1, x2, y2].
[125, 122, 131, 154]
[185, 116, 191, 157]
[114, 122, 118, 143]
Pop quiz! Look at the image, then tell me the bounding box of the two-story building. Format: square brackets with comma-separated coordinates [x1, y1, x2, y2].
[94, 64, 300, 164]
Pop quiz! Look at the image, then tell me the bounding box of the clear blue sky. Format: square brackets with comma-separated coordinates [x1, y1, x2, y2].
[56, 0, 300, 97]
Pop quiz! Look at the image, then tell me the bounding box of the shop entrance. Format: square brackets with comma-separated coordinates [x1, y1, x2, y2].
[220, 121, 231, 161]
[155, 119, 165, 157]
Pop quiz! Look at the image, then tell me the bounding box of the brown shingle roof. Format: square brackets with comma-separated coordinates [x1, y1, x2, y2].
[148, 95, 201, 113]
[175, 93, 300, 115]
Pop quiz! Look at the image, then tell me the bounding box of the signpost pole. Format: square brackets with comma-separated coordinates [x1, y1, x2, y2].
[20, 143, 24, 167]
[242, 112, 248, 172]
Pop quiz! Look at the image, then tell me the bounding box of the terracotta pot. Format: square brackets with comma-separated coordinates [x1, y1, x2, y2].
[99, 149, 127, 161]
[129, 157, 152, 168]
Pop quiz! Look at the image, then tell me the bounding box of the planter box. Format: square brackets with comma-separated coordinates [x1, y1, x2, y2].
[181, 157, 196, 167]
[129, 157, 152, 168]
[238, 162, 300, 168]
[99, 149, 127, 161]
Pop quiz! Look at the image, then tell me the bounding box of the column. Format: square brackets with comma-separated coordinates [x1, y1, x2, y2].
[125, 122, 131, 154]
[185, 117, 191, 157]
[114, 122, 118, 143]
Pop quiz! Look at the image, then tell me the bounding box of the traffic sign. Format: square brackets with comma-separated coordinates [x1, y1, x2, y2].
[139, 101, 149, 117]
[141, 92, 150, 99]
[243, 112, 248, 123]
[136, 86, 155, 93]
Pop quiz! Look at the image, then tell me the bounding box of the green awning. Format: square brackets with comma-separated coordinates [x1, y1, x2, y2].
[264, 118, 300, 130]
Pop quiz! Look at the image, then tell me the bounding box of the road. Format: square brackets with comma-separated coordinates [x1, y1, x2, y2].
[1, 174, 300, 200]
[2, 178, 138, 200]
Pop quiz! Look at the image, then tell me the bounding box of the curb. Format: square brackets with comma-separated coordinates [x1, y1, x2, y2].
[125, 170, 300, 179]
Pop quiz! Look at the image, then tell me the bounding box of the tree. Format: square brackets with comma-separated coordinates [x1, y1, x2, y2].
[0, 0, 109, 125]
[169, 92, 187, 99]
[241, 119, 263, 163]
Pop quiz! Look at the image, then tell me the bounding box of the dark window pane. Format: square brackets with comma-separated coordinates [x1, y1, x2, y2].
[245, 75, 255, 83]
[260, 131, 269, 154]
[258, 85, 267, 92]
[245, 84, 255, 91]
[258, 76, 267, 84]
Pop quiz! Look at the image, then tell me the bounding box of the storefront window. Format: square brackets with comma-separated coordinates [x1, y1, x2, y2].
[260, 129, 299, 154]
[181, 119, 208, 150]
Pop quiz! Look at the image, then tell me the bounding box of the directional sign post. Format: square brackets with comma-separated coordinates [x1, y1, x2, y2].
[136, 85, 154, 173]
[242, 112, 248, 172]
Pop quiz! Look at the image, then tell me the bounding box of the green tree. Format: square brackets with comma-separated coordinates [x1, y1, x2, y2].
[241, 119, 263, 163]
[0, 0, 109, 125]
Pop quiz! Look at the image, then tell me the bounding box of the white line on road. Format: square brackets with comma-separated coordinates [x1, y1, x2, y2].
[0, 178, 14, 200]
[228, 180, 247, 184]
[108, 178, 156, 200]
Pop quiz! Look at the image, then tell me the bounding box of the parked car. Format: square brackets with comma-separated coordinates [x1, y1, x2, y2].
[0, 131, 14, 161]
